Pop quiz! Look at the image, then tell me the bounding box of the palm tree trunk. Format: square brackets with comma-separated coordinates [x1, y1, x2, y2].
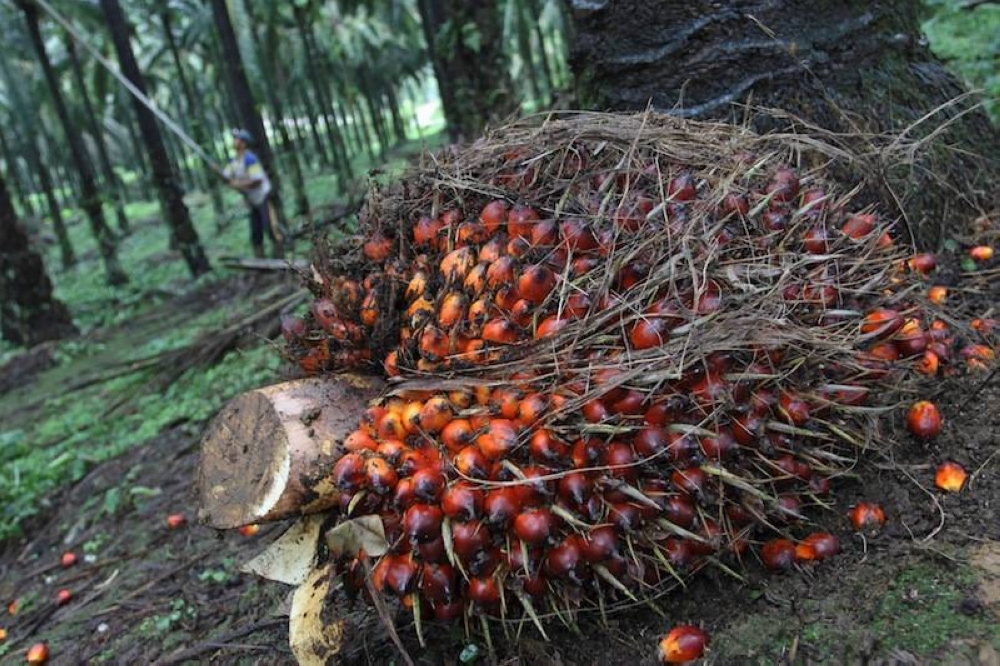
[298, 87, 331, 169]
[416, 0, 514, 141]
[65, 36, 130, 234]
[568, 0, 1000, 246]
[209, 0, 288, 230]
[100, 0, 210, 277]
[0, 128, 32, 219]
[526, 0, 556, 101]
[19, 0, 127, 286]
[0, 168, 77, 346]
[240, 0, 309, 215]
[123, 110, 153, 202]
[512, 0, 543, 106]
[386, 87, 408, 145]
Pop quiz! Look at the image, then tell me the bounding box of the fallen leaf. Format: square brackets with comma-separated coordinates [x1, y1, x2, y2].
[290, 564, 344, 666]
[241, 515, 323, 585]
[325, 515, 389, 558]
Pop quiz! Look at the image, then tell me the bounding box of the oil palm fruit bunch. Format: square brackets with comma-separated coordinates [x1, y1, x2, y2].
[282, 114, 992, 630]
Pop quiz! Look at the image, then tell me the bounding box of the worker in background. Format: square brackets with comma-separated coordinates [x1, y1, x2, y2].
[224, 129, 283, 258]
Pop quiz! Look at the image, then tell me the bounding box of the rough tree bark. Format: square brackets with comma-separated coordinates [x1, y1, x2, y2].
[19, 0, 128, 286]
[198, 376, 384, 529]
[100, 0, 211, 278]
[567, 0, 1000, 246]
[0, 170, 77, 346]
[416, 0, 515, 141]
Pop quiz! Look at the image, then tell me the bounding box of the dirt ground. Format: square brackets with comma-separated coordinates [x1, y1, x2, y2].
[1, 285, 998, 666]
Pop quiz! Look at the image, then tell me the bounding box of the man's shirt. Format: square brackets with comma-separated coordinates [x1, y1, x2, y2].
[223, 151, 271, 207]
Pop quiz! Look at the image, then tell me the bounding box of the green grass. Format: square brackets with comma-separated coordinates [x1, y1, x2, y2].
[923, 0, 1000, 122]
[1, 126, 445, 543]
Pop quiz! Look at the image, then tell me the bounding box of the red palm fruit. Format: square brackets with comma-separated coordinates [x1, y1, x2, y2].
[450, 520, 490, 562]
[664, 496, 695, 528]
[468, 576, 501, 607]
[508, 298, 532, 328]
[529, 429, 568, 462]
[778, 391, 810, 425]
[558, 472, 592, 506]
[611, 389, 646, 416]
[580, 526, 620, 563]
[803, 226, 828, 254]
[401, 401, 423, 435]
[476, 236, 503, 264]
[404, 504, 444, 542]
[517, 393, 549, 426]
[915, 350, 940, 376]
[631, 317, 671, 350]
[411, 468, 445, 502]
[632, 426, 669, 458]
[393, 477, 416, 509]
[517, 264, 556, 303]
[418, 397, 453, 434]
[660, 537, 695, 569]
[962, 343, 995, 371]
[907, 252, 937, 274]
[508, 205, 540, 239]
[617, 261, 649, 290]
[762, 210, 788, 231]
[563, 292, 592, 319]
[571, 437, 602, 468]
[363, 231, 393, 261]
[467, 298, 493, 328]
[476, 419, 520, 460]
[26, 643, 50, 666]
[672, 467, 707, 496]
[280, 314, 308, 342]
[344, 430, 377, 453]
[722, 193, 750, 216]
[571, 255, 601, 277]
[513, 508, 555, 545]
[419, 326, 450, 362]
[376, 439, 406, 465]
[442, 482, 483, 521]
[699, 428, 738, 460]
[695, 280, 723, 314]
[312, 298, 338, 332]
[454, 445, 489, 479]
[365, 457, 399, 495]
[842, 213, 876, 239]
[418, 535, 447, 563]
[603, 441, 638, 481]
[849, 502, 886, 531]
[581, 399, 610, 424]
[332, 453, 366, 492]
[970, 245, 994, 261]
[767, 167, 800, 203]
[507, 235, 531, 257]
[441, 419, 474, 453]
[667, 173, 696, 201]
[894, 319, 927, 357]
[536, 315, 569, 339]
[659, 625, 709, 663]
[546, 536, 583, 580]
[432, 599, 465, 621]
[440, 247, 476, 280]
[456, 221, 489, 246]
[484, 487, 522, 526]
[733, 413, 762, 446]
[413, 215, 443, 247]
[774, 494, 803, 522]
[421, 563, 457, 603]
[384, 554, 419, 596]
[868, 341, 900, 363]
[795, 532, 840, 562]
[907, 400, 941, 439]
[608, 502, 644, 531]
[377, 410, 408, 441]
[491, 387, 523, 420]
[438, 292, 468, 328]
[560, 219, 598, 251]
[935, 461, 967, 493]
[483, 318, 520, 345]
[803, 283, 838, 306]
[495, 286, 520, 312]
[761, 538, 796, 571]
[530, 219, 558, 247]
[690, 372, 727, 408]
[861, 308, 904, 337]
[480, 200, 508, 234]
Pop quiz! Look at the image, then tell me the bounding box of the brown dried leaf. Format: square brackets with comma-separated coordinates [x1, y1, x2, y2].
[325, 515, 389, 558]
[240, 515, 323, 585]
[290, 563, 344, 666]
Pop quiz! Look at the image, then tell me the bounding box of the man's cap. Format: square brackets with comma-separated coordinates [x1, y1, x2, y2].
[232, 128, 254, 143]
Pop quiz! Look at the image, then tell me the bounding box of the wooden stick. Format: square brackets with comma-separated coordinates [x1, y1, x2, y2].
[197, 375, 384, 529]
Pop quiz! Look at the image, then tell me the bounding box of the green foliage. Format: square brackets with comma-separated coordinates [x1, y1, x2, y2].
[923, 1, 1000, 121]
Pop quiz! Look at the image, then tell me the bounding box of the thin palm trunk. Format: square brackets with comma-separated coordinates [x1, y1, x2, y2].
[0, 128, 31, 218]
[299, 88, 331, 168]
[209, 0, 287, 229]
[65, 36, 130, 234]
[512, 0, 543, 106]
[100, 0, 210, 277]
[19, 0, 127, 285]
[526, 0, 556, 101]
